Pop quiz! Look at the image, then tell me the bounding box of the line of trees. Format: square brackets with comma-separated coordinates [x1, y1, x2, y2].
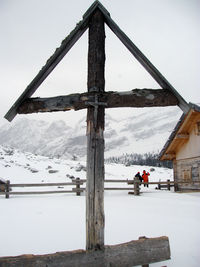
[105, 152, 172, 169]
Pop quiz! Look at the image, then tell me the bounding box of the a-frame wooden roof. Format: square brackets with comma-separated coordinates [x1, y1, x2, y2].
[159, 102, 200, 160]
[5, 0, 189, 122]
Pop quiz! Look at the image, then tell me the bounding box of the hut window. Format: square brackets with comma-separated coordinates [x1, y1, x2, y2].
[182, 168, 192, 182]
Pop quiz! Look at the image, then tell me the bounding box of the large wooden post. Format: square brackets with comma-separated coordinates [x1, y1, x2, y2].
[86, 10, 105, 251]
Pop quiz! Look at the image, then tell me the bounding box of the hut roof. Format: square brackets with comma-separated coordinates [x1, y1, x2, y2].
[159, 102, 200, 160]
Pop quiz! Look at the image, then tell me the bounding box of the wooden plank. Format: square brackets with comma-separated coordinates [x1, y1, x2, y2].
[162, 153, 176, 160]
[18, 89, 178, 114]
[0, 188, 133, 195]
[98, 2, 189, 113]
[132, 181, 200, 185]
[175, 133, 189, 140]
[4, 191, 76, 195]
[0, 236, 170, 267]
[10, 182, 82, 187]
[105, 179, 130, 183]
[86, 9, 105, 251]
[104, 187, 133, 190]
[9, 180, 199, 187]
[76, 179, 132, 183]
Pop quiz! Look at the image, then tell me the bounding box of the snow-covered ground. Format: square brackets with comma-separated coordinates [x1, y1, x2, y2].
[0, 146, 200, 266]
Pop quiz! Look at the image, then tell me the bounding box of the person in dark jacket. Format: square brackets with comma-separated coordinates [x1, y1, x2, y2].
[135, 172, 143, 183]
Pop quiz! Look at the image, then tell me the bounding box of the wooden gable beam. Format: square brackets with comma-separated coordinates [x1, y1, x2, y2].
[162, 153, 176, 160]
[175, 133, 189, 140]
[97, 2, 189, 114]
[4, 1, 101, 122]
[4, 0, 189, 122]
[17, 89, 178, 114]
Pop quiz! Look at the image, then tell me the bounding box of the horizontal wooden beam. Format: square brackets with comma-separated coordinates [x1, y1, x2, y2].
[18, 89, 178, 114]
[0, 191, 76, 195]
[0, 236, 170, 267]
[10, 182, 83, 187]
[162, 153, 176, 160]
[175, 133, 189, 140]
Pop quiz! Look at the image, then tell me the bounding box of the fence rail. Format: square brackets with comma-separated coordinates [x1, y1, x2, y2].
[1, 178, 200, 198]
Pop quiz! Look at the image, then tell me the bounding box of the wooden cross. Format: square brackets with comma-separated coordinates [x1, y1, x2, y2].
[5, 0, 188, 260]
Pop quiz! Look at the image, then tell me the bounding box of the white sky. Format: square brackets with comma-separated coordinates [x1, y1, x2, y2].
[1, 0, 200, 127]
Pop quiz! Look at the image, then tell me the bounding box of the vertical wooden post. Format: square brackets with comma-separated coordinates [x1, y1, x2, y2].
[167, 179, 170, 191]
[5, 180, 10, 199]
[158, 179, 161, 190]
[134, 177, 140, 195]
[173, 160, 179, 192]
[76, 178, 81, 196]
[86, 10, 105, 251]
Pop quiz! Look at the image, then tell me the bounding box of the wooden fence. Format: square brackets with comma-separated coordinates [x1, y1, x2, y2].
[0, 178, 200, 198]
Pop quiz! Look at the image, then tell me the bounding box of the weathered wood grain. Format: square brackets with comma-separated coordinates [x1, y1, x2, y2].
[10, 182, 82, 187]
[1, 191, 76, 195]
[0, 236, 170, 267]
[175, 156, 200, 191]
[86, 9, 105, 251]
[175, 133, 189, 140]
[5, 180, 10, 199]
[17, 89, 178, 114]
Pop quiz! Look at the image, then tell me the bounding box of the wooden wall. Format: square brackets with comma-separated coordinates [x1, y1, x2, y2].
[173, 156, 200, 191]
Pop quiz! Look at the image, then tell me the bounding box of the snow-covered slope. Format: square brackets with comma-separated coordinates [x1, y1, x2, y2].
[0, 106, 182, 159]
[0, 145, 172, 184]
[0, 145, 199, 267]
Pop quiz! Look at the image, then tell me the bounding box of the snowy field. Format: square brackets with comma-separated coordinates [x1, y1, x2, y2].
[0, 146, 200, 266]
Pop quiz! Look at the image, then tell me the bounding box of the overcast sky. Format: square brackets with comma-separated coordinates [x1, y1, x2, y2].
[1, 0, 200, 127]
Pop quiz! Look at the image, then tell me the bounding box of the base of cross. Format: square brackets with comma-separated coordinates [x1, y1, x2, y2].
[0, 236, 170, 267]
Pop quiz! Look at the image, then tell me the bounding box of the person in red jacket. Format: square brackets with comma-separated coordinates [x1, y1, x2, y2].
[142, 170, 150, 187]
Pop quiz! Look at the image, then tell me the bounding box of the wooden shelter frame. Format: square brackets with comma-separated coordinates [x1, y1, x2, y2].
[4, 0, 189, 265]
[5, 0, 189, 121]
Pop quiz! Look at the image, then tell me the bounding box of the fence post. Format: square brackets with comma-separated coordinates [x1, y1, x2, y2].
[158, 179, 161, 190]
[174, 181, 178, 192]
[5, 180, 10, 199]
[134, 177, 140, 196]
[76, 178, 81, 196]
[167, 179, 170, 191]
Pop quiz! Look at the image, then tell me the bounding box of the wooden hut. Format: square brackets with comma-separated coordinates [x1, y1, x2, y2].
[159, 103, 200, 191]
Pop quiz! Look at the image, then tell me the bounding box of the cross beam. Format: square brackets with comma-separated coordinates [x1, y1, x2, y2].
[17, 89, 178, 114]
[5, 4, 174, 259]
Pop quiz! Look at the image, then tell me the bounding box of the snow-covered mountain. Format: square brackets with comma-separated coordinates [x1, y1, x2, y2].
[0, 106, 182, 159]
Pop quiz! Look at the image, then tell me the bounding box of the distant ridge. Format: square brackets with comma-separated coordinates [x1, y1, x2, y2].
[0, 106, 182, 159]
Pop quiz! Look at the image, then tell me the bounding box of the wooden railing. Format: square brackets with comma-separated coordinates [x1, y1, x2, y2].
[1, 178, 200, 198]
[0, 178, 84, 198]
